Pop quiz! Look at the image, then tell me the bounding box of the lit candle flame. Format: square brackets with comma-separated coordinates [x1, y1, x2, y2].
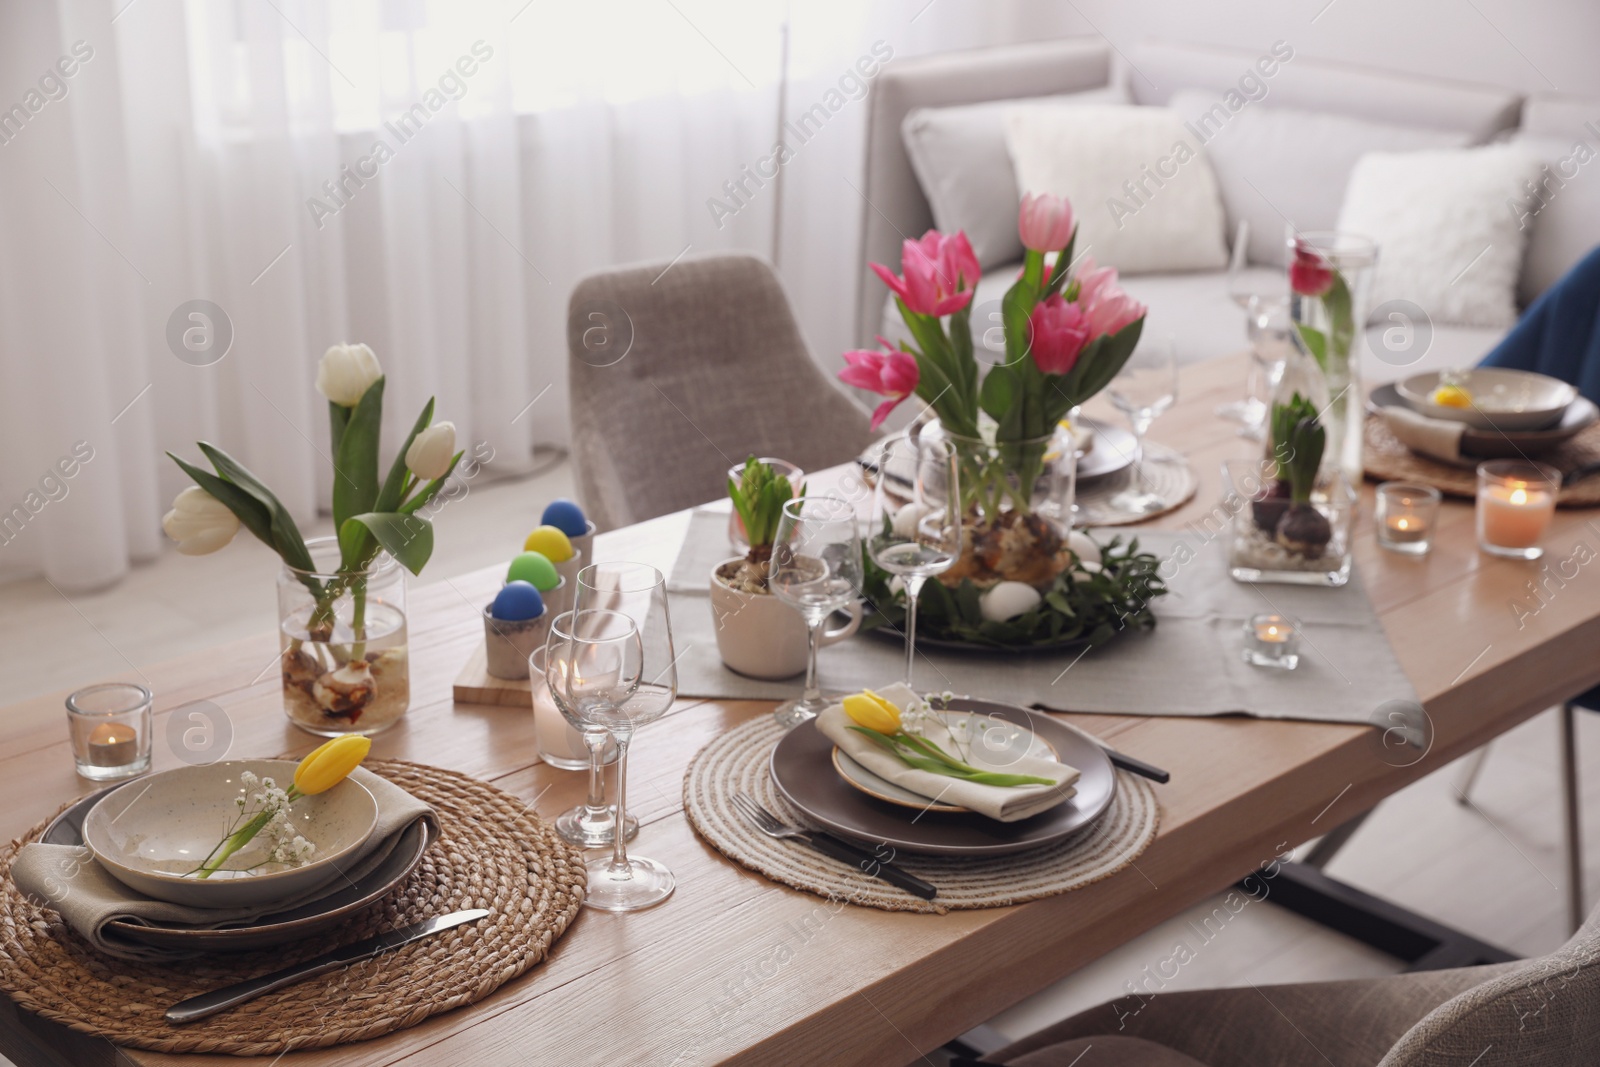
[1510, 487, 1528, 506]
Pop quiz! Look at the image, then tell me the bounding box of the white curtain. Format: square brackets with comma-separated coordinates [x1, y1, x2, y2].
[0, 0, 1071, 592]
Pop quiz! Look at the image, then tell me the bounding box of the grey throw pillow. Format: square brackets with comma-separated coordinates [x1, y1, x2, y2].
[901, 85, 1128, 269]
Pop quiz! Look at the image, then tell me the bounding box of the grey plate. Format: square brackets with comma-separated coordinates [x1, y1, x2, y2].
[1370, 383, 1597, 458]
[862, 623, 1096, 656]
[43, 787, 434, 953]
[769, 698, 1115, 856]
[1074, 418, 1138, 482]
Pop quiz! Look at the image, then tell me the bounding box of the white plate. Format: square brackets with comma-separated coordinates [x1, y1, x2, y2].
[1396, 368, 1577, 431]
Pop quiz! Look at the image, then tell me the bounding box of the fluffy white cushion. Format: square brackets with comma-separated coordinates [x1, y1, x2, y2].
[1169, 89, 1474, 267]
[1507, 132, 1600, 305]
[1003, 104, 1228, 274]
[1337, 144, 1542, 329]
[902, 86, 1129, 269]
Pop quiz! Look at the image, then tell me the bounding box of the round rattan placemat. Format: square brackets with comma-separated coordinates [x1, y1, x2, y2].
[683, 718, 1159, 914]
[1078, 443, 1198, 526]
[1364, 415, 1600, 505]
[0, 759, 584, 1056]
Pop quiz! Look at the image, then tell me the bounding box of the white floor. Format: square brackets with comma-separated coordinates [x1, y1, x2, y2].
[1, 455, 1588, 1066]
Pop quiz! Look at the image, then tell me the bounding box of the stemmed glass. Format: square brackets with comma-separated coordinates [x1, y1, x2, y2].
[768, 495, 863, 729]
[537, 620, 636, 850]
[566, 561, 678, 911]
[1108, 338, 1180, 516]
[1218, 219, 1280, 428]
[868, 434, 961, 691]
[1243, 294, 1293, 441]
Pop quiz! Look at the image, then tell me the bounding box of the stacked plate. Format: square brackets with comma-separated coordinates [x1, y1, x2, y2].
[45, 781, 434, 952]
[768, 697, 1116, 856]
[1374, 368, 1596, 458]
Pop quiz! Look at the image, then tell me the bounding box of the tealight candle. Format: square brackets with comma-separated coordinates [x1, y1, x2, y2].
[529, 648, 593, 771]
[1243, 613, 1300, 670]
[1476, 460, 1559, 560]
[65, 683, 152, 781]
[1375, 482, 1441, 556]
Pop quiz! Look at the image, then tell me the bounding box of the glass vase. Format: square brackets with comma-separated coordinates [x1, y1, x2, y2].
[1224, 458, 1354, 586]
[927, 420, 1077, 589]
[1285, 230, 1376, 489]
[278, 537, 410, 737]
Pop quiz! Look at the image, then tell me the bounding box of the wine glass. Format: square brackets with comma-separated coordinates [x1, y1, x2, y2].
[570, 562, 678, 911]
[1108, 338, 1179, 516]
[1244, 294, 1293, 441]
[539, 616, 635, 850]
[1224, 218, 1255, 310]
[1218, 219, 1280, 427]
[768, 495, 863, 729]
[868, 434, 961, 691]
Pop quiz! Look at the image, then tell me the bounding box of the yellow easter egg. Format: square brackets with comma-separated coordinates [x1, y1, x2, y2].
[523, 525, 574, 562]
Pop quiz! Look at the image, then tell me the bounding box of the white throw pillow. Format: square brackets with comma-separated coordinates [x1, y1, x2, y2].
[1169, 89, 1474, 268]
[1337, 144, 1542, 329]
[1003, 104, 1229, 274]
[1507, 132, 1600, 306]
[901, 86, 1129, 269]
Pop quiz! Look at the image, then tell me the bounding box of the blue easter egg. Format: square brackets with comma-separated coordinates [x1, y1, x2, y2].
[491, 580, 545, 621]
[540, 498, 588, 537]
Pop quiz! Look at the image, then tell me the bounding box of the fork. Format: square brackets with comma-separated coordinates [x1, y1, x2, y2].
[731, 793, 936, 900]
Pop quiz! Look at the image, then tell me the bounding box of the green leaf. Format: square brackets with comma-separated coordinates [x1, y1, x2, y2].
[333, 376, 385, 536]
[1295, 323, 1328, 372]
[979, 364, 1018, 422]
[195, 443, 314, 572]
[1000, 278, 1035, 373]
[342, 512, 434, 576]
[377, 398, 434, 514]
[1043, 230, 1076, 297]
[166, 453, 273, 548]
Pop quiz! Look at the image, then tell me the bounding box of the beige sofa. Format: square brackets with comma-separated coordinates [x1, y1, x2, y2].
[856, 38, 1600, 386]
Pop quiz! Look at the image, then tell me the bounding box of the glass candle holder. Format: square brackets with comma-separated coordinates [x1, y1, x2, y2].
[1476, 460, 1559, 560]
[1374, 482, 1441, 556]
[529, 646, 591, 771]
[1242, 613, 1300, 670]
[66, 683, 152, 780]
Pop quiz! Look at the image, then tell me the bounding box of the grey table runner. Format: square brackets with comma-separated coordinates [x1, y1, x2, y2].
[666, 508, 1415, 725]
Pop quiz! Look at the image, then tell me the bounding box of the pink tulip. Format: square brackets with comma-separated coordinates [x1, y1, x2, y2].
[870, 230, 980, 318]
[1028, 296, 1092, 376]
[839, 340, 921, 430]
[1018, 192, 1075, 253]
[1072, 255, 1146, 337]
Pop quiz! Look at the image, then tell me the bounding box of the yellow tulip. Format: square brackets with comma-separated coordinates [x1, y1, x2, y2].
[843, 690, 902, 734]
[293, 734, 371, 795]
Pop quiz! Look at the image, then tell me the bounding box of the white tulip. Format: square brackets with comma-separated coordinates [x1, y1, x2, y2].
[405, 421, 457, 481]
[315, 343, 382, 407]
[162, 486, 241, 555]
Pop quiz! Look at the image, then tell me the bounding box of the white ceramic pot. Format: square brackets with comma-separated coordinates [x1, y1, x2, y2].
[709, 558, 862, 680]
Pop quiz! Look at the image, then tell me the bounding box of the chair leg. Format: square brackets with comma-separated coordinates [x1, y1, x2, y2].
[1453, 744, 1492, 805]
[1560, 702, 1584, 935]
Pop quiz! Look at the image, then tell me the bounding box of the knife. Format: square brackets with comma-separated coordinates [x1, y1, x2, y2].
[1028, 704, 1171, 784]
[805, 830, 939, 901]
[165, 909, 490, 1024]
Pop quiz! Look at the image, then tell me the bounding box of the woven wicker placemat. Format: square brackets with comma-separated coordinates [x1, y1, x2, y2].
[1364, 415, 1600, 505]
[1078, 443, 1198, 526]
[0, 759, 584, 1056]
[683, 717, 1159, 914]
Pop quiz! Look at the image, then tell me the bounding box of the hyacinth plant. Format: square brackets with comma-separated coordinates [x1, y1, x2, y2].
[725, 455, 804, 592]
[840, 192, 1148, 517]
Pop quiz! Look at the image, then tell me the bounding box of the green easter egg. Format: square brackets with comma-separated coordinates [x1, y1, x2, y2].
[507, 551, 560, 591]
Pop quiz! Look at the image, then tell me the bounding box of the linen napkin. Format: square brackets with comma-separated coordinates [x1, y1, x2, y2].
[1381, 406, 1469, 465]
[814, 683, 1079, 823]
[9, 768, 437, 962]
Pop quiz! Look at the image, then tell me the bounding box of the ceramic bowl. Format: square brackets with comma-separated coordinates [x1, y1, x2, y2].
[83, 760, 379, 908]
[1396, 368, 1577, 431]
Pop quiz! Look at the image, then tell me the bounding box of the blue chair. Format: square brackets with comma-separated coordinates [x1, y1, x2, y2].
[1479, 243, 1600, 403]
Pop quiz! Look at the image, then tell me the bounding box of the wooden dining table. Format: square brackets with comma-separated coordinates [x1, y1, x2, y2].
[3, 350, 1599, 1067]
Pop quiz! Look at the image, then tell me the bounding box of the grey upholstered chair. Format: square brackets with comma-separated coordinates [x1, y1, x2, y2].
[982, 901, 1600, 1067]
[566, 252, 875, 531]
